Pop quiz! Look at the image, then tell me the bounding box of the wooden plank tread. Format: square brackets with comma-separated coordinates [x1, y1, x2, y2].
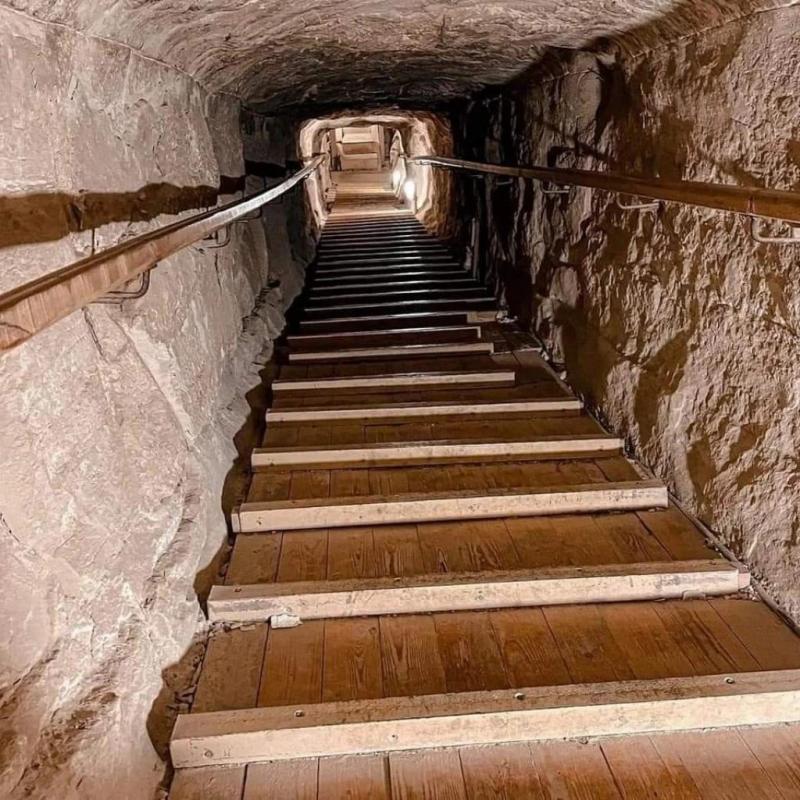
[286, 325, 481, 350]
[251, 435, 622, 469]
[170, 668, 800, 766]
[272, 370, 515, 393]
[286, 342, 494, 363]
[236, 480, 668, 531]
[266, 398, 582, 423]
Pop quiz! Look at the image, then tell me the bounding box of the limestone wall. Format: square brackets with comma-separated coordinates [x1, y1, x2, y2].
[452, 6, 800, 618]
[0, 10, 309, 798]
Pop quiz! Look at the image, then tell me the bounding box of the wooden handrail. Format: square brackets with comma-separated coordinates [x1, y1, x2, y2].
[410, 155, 800, 225]
[0, 155, 324, 352]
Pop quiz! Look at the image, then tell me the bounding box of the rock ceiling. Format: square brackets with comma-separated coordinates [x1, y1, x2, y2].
[3, 0, 777, 110]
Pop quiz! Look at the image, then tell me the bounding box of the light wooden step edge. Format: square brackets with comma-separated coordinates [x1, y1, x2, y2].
[286, 341, 495, 363]
[323, 219, 422, 228]
[302, 298, 493, 316]
[317, 244, 446, 259]
[234, 480, 668, 532]
[320, 229, 427, 239]
[304, 286, 494, 312]
[208, 559, 747, 623]
[314, 270, 466, 284]
[297, 310, 495, 330]
[321, 230, 428, 238]
[251, 435, 622, 469]
[312, 265, 461, 279]
[271, 370, 515, 393]
[319, 244, 441, 254]
[286, 324, 482, 346]
[316, 255, 454, 267]
[310, 279, 475, 294]
[265, 398, 583, 423]
[306, 280, 487, 304]
[171, 668, 800, 767]
[314, 268, 464, 281]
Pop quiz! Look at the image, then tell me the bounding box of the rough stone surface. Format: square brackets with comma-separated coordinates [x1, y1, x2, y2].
[0, 8, 310, 798]
[1, 0, 785, 109]
[453, 5, 800, 619]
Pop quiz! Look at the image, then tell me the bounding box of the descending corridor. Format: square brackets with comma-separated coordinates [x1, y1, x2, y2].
[168, 179, 800, 798]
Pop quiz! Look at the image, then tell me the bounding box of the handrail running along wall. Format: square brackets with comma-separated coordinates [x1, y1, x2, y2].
[0, 155, 324, 352]
[410, 154, 800, 228]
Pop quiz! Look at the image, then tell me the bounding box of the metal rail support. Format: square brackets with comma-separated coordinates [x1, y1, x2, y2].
[616, 194, 660, 212]
[750, 217, 800, 245]
[93, 269, 153, 305]
[541, 182, 570, 196]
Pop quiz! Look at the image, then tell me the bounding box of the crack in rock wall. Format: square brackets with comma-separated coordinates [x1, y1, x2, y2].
[0, 9, 312, 798]
[452, 4, 800, 619]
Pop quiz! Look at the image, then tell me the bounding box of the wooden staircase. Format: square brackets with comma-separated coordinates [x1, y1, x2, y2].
[169, 197, 800, 798]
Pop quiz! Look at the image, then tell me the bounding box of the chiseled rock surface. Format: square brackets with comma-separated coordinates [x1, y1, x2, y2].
[0, 10, 307, 798]
[2, 0, 781, 108]
[454, 6, 800, 618]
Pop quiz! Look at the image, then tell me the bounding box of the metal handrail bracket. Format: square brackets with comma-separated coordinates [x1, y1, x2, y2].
[0, 155, 323, 351]
[541, 182, 570, 196]
[616, 194, 660, 212]
[750, 216, 800, 245]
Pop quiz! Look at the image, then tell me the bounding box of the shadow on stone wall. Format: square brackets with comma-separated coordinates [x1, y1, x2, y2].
[0, 178, 249, 249]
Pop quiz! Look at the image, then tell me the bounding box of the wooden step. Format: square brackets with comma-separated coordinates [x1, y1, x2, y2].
[252, 434, 622, 469]
[313, 264, 463, 279]
[286, 325, 482, 351]
[297, 310, 475, 333]
[313, 268, 465, 284]
[318, 246, 448, 259]
[309, 278, 478, 295]
[266, 397, 582, 423]
[305, 287, 490, 308]
[319, 235, 442, 245]
[272, 370, 514, 395]
[234, 480, 668, 532]
[322, 226, 426, 238]
[171, 668, 800, 767]
[277, 350, 501, 380]
[208, 559, 745, 622]
[319, 243, 445, 256]
[323, 219, 423, 230]
[286, 341, 495, 363]
[316, 253, 454, 267]
[263, 414, 603, 447]
[313, 269, 466, 285]
[319, 235, 434, 247]
[301, 297, 496, 319]
[171, 726, 800, 798]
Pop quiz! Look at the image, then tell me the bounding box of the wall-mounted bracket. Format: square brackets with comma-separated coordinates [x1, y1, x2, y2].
[541, 182, 569, 196]
[616, 194, 660, 212]
[204, 226, 233, 250]
[238, 207, 265, 222]
[750, 216, 800, 245]
[92, 268, 153, 306]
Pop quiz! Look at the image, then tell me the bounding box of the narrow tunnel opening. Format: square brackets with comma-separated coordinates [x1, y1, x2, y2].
[2, 3, 800, 798]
